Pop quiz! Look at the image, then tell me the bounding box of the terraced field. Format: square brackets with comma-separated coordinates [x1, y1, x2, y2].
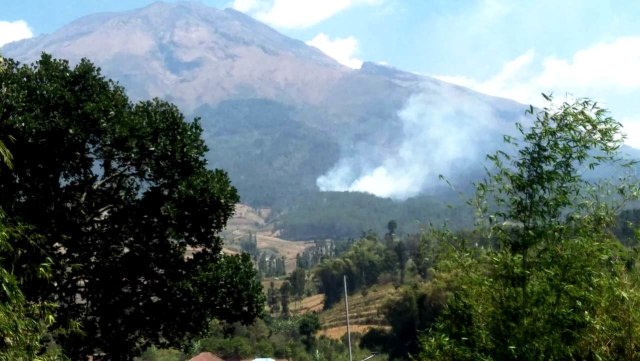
[293, 284, 393, 340]
[222, 204, 314, 274]
[290, 294, 324, 313]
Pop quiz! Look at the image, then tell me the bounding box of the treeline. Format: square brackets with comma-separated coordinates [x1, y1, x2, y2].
[240, 233, 287, 277]
[614, 208, 640, 247]
[277, 191, 473, 240]
[314, 231, 416, 309]
[295, 238, 363, 270]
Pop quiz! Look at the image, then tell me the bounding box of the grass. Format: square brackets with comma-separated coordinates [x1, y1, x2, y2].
[290, 294, 324, 313]
[319, 325, 391, 340]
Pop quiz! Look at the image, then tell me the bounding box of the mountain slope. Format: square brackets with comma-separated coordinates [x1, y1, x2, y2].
[1, 1, 533, 237]
[3, 2, 346, 111]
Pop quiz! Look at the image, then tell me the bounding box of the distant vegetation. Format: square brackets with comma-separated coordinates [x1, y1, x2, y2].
[276, 191, 473, 240]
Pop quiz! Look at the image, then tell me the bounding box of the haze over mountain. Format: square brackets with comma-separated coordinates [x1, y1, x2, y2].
[1, 1, 531, 224]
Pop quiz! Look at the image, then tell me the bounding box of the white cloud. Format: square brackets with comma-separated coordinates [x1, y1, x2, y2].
[231, 0, 271, 13]
[436, 36, 640, 148]
[0, 20, 33, 47]
[306, 33, 362, 69]
[233, 0, 381, 29]
[232, 0, 259, 12]
[620, 117, 640, 149]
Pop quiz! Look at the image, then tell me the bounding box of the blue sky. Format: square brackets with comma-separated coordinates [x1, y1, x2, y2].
[3, 0, 640, 146]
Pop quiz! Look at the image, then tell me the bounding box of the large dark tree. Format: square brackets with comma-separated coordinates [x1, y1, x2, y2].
[0, 54, 264, 360]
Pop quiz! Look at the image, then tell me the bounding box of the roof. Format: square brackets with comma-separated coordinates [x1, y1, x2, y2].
[189, 352, 225, 361]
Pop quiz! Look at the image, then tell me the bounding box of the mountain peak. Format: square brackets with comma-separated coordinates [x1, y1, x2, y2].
[2, 1, 346, 110]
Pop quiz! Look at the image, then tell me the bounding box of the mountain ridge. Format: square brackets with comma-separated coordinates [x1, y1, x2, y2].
[3, 2, 351, 110]
[1, 1, 535, 238]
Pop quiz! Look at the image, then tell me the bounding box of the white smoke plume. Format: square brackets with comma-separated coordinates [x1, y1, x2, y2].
[317, 80, 520, 200]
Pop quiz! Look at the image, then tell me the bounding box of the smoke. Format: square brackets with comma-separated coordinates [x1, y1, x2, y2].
[317, 80, 518, 200]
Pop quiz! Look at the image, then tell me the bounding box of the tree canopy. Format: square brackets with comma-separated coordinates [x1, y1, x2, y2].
[0, 54, 264, 360]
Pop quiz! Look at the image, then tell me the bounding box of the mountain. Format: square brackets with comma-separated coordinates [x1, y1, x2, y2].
[2, 2, 344, 110]
[1, 1, 532, 238]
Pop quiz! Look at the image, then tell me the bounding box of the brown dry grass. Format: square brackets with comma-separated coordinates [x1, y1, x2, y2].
[318, 325, 390, 340]
[256, 234, 314, 274]
[290, 294, 325, 314]
[185, 246, 239, 259]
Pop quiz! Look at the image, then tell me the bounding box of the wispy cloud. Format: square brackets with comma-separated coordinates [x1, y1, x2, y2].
[232, 0, 382, 29]
[436, 36, 640, 147]
[0, 20, 33, 47]
[306, 33, 362, 68]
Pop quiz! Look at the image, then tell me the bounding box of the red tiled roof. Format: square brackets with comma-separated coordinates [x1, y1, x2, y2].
[189, 352, 225, 361]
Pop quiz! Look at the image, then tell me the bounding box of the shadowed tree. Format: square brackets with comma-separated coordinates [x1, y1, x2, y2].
[0, 54, 264, 360]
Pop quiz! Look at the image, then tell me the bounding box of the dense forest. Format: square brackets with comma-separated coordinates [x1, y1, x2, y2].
[4, 53, 640, 361]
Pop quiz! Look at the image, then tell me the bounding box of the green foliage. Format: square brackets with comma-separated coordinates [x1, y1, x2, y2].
[0, 138, 65, 360]
[296, 239, 344, 270]
[280, 281, 292, 316]
[416, 96, 640, 360]
[136, 346, 186, 361]
[257, 252, 286, 277]
[316, 235, 396, 309]
[360, 278, 449, 360]
[613, 208, 640, 247]
[0, 54, 263, 360]
[289, 268, 307, 299]
[240, 232, 258, 256]
[298, 312, 321, 351]
[267, 281, 280, 314]
[0, 211, 67, 361]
